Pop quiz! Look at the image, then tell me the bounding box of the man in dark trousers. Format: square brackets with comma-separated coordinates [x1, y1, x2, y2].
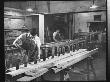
[13, 28, 41, 66]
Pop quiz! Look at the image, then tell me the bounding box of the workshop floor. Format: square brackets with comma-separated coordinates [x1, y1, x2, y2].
[68, 47, 106, 81]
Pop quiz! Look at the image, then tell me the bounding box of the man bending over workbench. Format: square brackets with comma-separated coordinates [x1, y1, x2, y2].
[13, 28, 41, 66]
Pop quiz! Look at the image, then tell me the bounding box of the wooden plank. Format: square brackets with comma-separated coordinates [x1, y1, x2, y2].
[25, 68, 48, 78]
[52, 48, 98, 73]
[56, 48, 98, 72]
[16, 68, 48, 81]
[16, 76, 35, 82]
[6, 49, 86, 77]
[54, 50, 88, 67]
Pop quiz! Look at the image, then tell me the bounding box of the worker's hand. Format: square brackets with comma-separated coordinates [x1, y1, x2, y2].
[37, 55, 41, 61]
[15, 44, 22, 49]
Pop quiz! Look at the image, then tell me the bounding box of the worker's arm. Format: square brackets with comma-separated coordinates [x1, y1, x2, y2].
[59, 33, 63, 40]
[53, 32, 58, 42]
[13, 33, 25, 49]
[53, 37, 58, 42]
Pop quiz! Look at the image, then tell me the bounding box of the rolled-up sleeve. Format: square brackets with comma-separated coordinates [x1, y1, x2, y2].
[13, 33, 26, 46]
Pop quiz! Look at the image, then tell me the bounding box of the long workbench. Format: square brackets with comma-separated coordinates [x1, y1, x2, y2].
[5, 48, 98, 82]
[5, 33, 100, 81]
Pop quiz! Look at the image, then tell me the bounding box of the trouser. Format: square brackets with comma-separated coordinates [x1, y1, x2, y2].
[23, 50, 29, 67]
[23, 50, 38, 67]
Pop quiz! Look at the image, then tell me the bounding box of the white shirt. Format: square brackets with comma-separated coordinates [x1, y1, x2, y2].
[53, 31, 57, 38]
[53, 31, 58, 42]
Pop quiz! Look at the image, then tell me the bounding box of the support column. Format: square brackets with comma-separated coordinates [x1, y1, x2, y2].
[39, 14, 44, 44]
[107, 0, 110, 77]
[68, 13, 74, 39]
[72, 13, 75, 39]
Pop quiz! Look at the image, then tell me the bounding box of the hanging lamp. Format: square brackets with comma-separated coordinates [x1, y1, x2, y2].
[90, 0, 98, 8]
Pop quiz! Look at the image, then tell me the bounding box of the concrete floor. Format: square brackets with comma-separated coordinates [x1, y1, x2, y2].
[68, 47, 106, 81]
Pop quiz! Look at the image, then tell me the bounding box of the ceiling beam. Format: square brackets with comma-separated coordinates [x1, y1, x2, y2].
[69, 0, 92, 1]
[4, 7, 35, 15]
[44, 9, 106, 15]
[4, 7, 25, 12]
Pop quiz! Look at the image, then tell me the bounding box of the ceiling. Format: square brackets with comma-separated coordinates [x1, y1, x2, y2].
[4, 0, 106, 15]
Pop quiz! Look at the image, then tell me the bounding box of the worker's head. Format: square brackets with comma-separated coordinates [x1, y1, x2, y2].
[30, 28, 37, 36]
[21, 29, 29, 33]
[56, 29, 60, 33]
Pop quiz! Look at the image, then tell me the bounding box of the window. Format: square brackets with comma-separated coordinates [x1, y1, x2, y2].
[94, 15, 101, 21]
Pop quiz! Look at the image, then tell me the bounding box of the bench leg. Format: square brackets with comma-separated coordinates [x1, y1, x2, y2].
[86, 57, 96, 81]
[87, 58, 90, 81]
[89, 58, 96, 80]
[60, 70, 65, 81]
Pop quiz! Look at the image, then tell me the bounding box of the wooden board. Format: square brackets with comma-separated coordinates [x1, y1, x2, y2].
[52, 48, 98, 73]
[6, 49, 86, 77]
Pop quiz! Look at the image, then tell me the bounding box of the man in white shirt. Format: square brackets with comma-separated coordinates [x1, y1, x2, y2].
[13, 28, 41, 66]
[53, 29, 63, 42]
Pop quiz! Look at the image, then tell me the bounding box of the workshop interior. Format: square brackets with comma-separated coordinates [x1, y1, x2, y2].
[4, 0, 107, 81]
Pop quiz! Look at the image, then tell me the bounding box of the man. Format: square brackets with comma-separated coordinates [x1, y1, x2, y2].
[13, 28, 41, 66]
[53, 29, 63, 42]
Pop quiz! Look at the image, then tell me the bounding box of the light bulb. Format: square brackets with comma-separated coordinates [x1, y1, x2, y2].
[90, 4, 98, 8]
[26, 8, 33, 12]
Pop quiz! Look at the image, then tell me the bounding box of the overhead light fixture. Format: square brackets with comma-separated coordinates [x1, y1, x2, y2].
[26, 8, 33, 12]
[90, 0, 98, 9]
[90, 4, 98, 8]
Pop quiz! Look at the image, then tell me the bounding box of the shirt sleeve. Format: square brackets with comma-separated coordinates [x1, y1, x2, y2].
[34, 35, 41, 57]
[13, 33, 26, 46]
[53, 32, 57, 42]
[34, 35, 41, 48]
